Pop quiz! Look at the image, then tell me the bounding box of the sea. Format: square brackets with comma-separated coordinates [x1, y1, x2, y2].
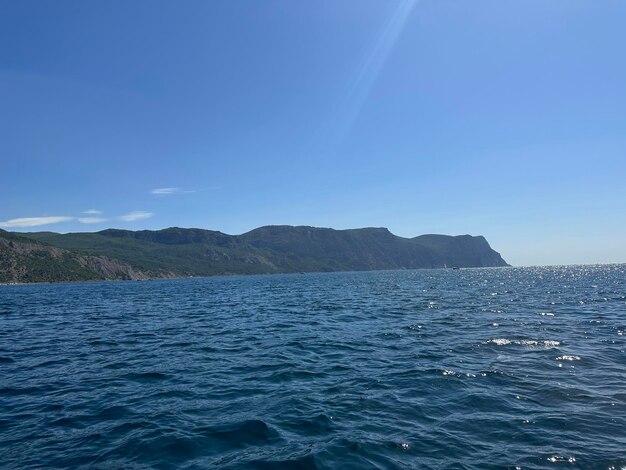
[1, 265, 625, 469]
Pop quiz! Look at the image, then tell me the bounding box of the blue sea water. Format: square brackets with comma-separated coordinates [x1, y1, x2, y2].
[1, 266, 625, 469]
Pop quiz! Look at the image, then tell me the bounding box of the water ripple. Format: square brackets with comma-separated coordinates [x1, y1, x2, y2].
[1, 265, 626, 468]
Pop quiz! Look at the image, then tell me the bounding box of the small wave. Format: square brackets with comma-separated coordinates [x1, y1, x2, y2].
[246, 454, 318, 469]
[488, 339, 561, 348]
[441, 369, 488, 378]
[0, 385, 53, 396]
[96, 405, 132, 420]
[547, 455, 576, 463]
[280, 414, 335, 436]
[50, 416, 77, 427]
[196, 419, 277, 445]
[490, 338, 512, 346]
[269, 369, 324, 381]
[124, 372, 169, 382]
[88, 339, 117, 346]
[556, 355, 581, 361]
[30, 358, 72, 369]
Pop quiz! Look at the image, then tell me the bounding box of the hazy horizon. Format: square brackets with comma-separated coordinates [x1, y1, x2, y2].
[2, 1, 625, 267]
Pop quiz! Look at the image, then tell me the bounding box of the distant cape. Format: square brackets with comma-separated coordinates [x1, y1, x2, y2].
[1, 225, 508, 283]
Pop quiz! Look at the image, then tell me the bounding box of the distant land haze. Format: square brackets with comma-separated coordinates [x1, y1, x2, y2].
[0, 225, 508, 283]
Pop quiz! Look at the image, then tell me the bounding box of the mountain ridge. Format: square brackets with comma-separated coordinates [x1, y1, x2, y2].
[2, 225, 509, 283]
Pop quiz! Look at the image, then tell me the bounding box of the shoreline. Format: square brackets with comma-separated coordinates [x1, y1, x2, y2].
[4, 263, 626, 287]
[0, 265, 512, 287]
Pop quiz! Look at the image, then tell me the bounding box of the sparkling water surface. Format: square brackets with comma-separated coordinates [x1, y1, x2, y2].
[1, 266, 625, 469]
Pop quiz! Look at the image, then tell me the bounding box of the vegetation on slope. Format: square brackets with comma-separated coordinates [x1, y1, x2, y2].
[0, 230, 149, 283]
[15, 225, 508, 283]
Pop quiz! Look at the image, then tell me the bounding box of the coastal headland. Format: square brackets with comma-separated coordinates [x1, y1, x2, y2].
[0, 225, 508, 283]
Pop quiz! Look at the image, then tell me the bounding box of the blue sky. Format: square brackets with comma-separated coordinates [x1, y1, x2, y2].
[1, 1, 625, 266]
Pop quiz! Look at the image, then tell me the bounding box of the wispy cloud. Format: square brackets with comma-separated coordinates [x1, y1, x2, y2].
[119, 211, 153, 222]
[78, 217, 108, 224]
[150, 187, 180, 195]
[150, 187, 197, 195]
[82, 209, 102, 215]
[0, 216, 74, 228]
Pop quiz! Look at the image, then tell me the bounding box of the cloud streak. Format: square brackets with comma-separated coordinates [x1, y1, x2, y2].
[150, 187, 197, 195]
[2, 210, 153, 228]
[150, 187, 180, 195]
[0, 216, 74, 228]
[119, 211, 153, 222]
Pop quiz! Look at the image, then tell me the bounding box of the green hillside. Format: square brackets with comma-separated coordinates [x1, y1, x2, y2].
[23, 230, 277, 276]
[14, 225, 508, 282]
[0, 230, 148, 283]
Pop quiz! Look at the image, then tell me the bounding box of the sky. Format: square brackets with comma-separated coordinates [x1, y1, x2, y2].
[1, 0, 625, 266]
